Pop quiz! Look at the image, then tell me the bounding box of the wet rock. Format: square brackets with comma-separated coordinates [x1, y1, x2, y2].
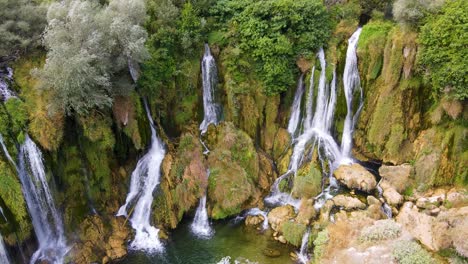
[296, 198, 317, 225]
[380, 181, 403, 206]
[332, 195, 366, 210]
[245, 215, 265, 226]
[334, 164, 377, 193]
[367, 196, 381, 206]
[268, 205, 295, 231]
[263, 248, 281, 258]
[378, 164, 413, 193]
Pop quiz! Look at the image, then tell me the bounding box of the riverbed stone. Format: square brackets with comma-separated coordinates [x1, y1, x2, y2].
[380, 181, 403, 206]
[268, 205, 295, 231]
[332, 195, 366, 210]
[378, 164, 413, 193]
[334, 164, 377, 193]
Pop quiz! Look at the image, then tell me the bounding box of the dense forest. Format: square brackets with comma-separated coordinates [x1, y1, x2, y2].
[0, 0, 466, 263]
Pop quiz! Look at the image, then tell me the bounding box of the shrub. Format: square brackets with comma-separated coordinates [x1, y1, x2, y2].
[392, 240, 436, 264]
[359, 220, 402, 242]
[281, 221, 307, 247]
[417, 0, 468, 100]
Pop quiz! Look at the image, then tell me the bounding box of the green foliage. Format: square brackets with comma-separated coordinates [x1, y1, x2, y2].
[0, 0, 46, 57]
[179, 2, 202, 51]
[418, 0, 468, 100]
[359, 0, 392, 15]
[281, 221, 306, 247]
[392, 240, 436, 264]
[214, 0, 332, 95]
[36, 0, 148, 115]
[359, 220, 402, 242]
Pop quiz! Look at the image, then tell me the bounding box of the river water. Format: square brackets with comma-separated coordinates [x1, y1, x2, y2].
[119, 219, 295, 264]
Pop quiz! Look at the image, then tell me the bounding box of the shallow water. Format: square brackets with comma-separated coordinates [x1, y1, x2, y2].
[119, 219, 295, 264]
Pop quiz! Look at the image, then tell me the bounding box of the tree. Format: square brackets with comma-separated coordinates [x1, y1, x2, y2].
[0, 0, 46, 58]
[393, 0, 445, 27]
[418, 0, 468, 100]
[36, 0, 148, 115]
[227, 0, 332, 95]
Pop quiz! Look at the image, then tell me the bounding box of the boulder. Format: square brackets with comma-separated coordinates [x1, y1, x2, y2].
[397, 202, 468, 253]
[332, 195, 366, 210]
[380, 181, 403, 206]
[378, 164, 413, 193]
[334, 164, 377, 193]
[245, 215, 265, 226]
[268, 205, 295, 231]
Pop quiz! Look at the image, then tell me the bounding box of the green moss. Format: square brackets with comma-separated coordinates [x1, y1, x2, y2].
[313, 229, 329, 262]
[0, 160, 32, 244]
[281, 221, 307, 247]
[385, 124, 406, 158]
[292, 165, 322, 199]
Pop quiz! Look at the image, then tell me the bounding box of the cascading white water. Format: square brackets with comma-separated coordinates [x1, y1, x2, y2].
[266, 29, 363, 209]
[0, 67, 14, 101]
[0, 234, 10, 264]
[199, 44, 221, 134]
[245, 208, 269, 230]
[117, 100, 166, 252]
[18, 136, 68, 264]
[287, 74, 305, 137]
[296, 228, 310, 264]
[341, 28, 363, 159]
[303, 66, 315, 131]
[191, 170, 213, 238]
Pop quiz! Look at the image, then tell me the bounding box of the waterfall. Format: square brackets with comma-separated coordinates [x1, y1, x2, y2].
[303, 66, 315, 131]
[296, 228, 310, 264]
[287, 74, 305, 137]
[199, 44, 221, 134]
[0, 234, 10, 264]
[117, 100, 166, 252]
[0, 67, 15, 101]
[377, 183, 393, 218]
[191, 170, 213, 238]
[18, 136, 68, 264]
[266, 29, 364, 209]
[341, 28, 363, 158]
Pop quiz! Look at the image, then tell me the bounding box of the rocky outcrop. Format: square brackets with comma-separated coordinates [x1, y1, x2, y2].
[397, 202, 468, 254]
[70, 216, 130, 264]
[332, 195, 366, 210]
[379, 164, 413, 193]
[268, 205, 295, 231]
[334, 164, 377, 193]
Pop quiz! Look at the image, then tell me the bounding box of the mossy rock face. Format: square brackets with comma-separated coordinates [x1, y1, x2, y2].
[154, 132, 207, 228]
[413, 126, 467, 188]
[0, 160, 32, 245]
[12, 53, 64, 151]
[354, 23, 423, 164]
[204, 122, 263, 219]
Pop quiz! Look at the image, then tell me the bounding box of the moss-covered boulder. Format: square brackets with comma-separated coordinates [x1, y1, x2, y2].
[154, 132, 207, 228]
[292, 164, 322, 199]
[280, 221, 307, 247]
[206, 122, 263, 219]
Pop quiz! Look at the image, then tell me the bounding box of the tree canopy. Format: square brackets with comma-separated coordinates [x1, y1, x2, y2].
[0, 0, 46, 58]
[36, 0, 148, 115]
